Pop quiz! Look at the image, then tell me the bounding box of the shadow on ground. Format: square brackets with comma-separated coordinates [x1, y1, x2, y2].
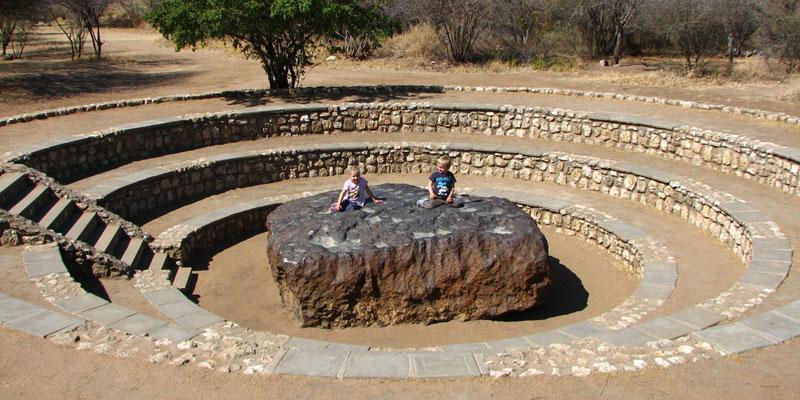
[186, 238, 589, 323]
[221, 86, 447, 107]
[493, 256, 589, 322]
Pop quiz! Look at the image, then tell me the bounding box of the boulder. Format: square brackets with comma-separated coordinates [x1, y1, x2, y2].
[266, 183, 551, 328]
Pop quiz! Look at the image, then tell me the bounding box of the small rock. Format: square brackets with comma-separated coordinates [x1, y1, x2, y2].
[243, 364, 265, 375]
[149, 351, 172, 364]
[654, 357, 671, 368]
[490, 368, 513, 378]
[198, 360, 215, 369]
[571, 366, 592, 377]
[592, 362, 617, 373]
[169, 353, 195, 367]
[94, 343, 112, 354]
[677, 345, 694, 354]
[177, 340, 196, 350]
[326, 55, 337, 62]
[632, 359, 647, 369]
[519, 368, 544, 377]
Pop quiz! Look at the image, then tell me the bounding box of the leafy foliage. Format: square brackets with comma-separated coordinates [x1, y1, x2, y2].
[147, 0, 394, 88]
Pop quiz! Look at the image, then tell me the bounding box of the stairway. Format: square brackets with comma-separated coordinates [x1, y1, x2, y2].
[0, 171, 170, 273]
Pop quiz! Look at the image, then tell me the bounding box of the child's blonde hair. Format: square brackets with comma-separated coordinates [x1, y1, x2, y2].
[437, 156, 451, 169]
[349, 166, 361, 176]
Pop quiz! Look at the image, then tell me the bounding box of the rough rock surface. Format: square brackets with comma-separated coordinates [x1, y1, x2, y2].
[266, 183, 551, 328]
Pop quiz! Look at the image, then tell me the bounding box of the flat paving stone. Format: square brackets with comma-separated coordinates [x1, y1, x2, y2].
[593, 327, 656, 346]
[636, 317, 697, 339]
[0, 298, 46, 323]
[5, 310, 83, 337]
[560, 321, 607, 339]
[109, 313, 168, 335]
[747, 258, 791, 276]
[150, 324, 200, 343]
[693, 323, 778, 355]
[274, 350, 348, 377]
[634, 283, 674, 300]
[484, 336, 531, 350]
[409, 352, 481, 378]
[142, 287, 190, 306]
[174, 309, 224, 330]
[79, 303, 136, 325]
[343, 352, 409, 379]
[157, 300, 202, 319]
[54, 293, 108, 313]
[324, 342, 370, 352]
[740, 311, 800, 342]
[669, 307, 724, 329]
[284, 337, 330, 351]
[23, 247, 68, 277]
[443, 342, 490, 352]
[773, 300, 800, 321]
[739, 270, 787, 289]
[522, 330, 576, 347]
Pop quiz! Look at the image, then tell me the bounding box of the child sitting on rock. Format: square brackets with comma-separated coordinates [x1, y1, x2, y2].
[417, 156, 464, 208]
[331, 167, 384, 212]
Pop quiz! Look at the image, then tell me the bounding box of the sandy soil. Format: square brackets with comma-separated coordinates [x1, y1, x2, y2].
[2, 27, 798, 116]
[191, 229, 637, 348]
[2, 24, 800, 400]
[1, 326, 799, 400]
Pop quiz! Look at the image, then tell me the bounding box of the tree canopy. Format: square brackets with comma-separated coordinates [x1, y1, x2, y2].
[147, 0, 393, 88]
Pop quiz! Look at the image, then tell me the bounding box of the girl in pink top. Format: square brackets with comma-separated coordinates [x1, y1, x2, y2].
[333, 167, 384, 212]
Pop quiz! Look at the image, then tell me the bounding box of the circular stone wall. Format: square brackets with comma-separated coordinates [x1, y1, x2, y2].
[266, 183, 552, 328]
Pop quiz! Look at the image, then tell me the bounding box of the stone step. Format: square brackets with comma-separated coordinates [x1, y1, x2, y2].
[38, 198, 78, 232]
[64, 211, 100, 242]
[0, 172, 31, 209]
[8, 185, 53, 220]
[120, 238, 145, 267]
[172, 267, 193, 290]
[94, 224, 123, 254]
[148, 252, 169, 271]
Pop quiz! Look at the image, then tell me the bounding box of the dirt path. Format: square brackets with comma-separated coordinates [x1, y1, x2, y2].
[3, 84, 799, 154]
[1, 326, 798, 400]
[2, 27, 798, 116]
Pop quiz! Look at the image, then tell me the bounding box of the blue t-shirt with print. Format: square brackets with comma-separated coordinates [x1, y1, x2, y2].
[429, 171, 456, 200]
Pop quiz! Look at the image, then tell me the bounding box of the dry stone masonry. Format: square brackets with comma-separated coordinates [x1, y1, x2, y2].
[8, 103, 798, 196]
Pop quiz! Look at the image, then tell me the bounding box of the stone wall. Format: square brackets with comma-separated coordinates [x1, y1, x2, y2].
[100, 143, 751, 263]
[12, 104, 799, 195]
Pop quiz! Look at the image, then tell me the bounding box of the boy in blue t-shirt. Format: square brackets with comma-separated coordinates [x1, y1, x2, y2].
[417, 156, 464, 208]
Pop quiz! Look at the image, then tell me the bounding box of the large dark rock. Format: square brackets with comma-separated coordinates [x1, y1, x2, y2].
[266, 183, 551, 328]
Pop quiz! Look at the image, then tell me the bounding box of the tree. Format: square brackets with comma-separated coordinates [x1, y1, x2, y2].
[658, 0, 723, 71]
[0, 0, 43, 58]
[608, 0, 642, 64]
[572, 0, 616, 59]
[62, 0, 113, 59]
[422, 0, 491, 62]
[52, 5, 89, 60]
[147, 0, 392, 88]
[571, 0, 642, 63]
[758, 0, 800, 72]
[716, 0, 759, 68]
[326, 0, 397, 60]
[488, 0, 543, 62]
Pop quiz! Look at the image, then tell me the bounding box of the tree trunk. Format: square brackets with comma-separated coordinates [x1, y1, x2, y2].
[727, 32, 734, 66]
[613, 26, 623, 65]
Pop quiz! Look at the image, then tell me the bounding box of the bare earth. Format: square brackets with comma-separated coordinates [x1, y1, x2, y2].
[1, 26, 800, 400]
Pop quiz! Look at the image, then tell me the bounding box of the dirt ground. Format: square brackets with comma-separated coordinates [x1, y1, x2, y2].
[2, 25, 800, 400]
[1, 27, 799, 116]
